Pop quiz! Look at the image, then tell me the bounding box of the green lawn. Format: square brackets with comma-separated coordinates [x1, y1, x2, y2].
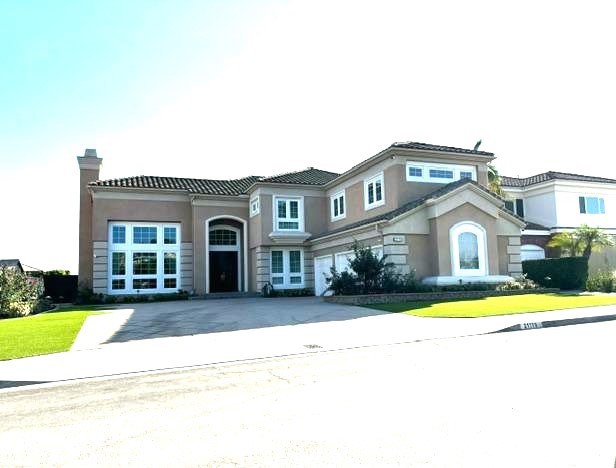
[366, 293, 616, 318]
[0, 307, 105, 360]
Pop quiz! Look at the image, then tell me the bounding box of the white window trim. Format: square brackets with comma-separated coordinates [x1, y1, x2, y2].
[108, 222, 181, 295]
[450, 221, 488, 277]
[272, 196, 305, 232]
[580, 195, 606, 215]
[505, 198, 524, 217]
[364, 172, 385, 210]
[270, 248, 304, 289]
[330, 190, 346, 221]
[249, 196, 260, 217]
[406, 161, 477, 183]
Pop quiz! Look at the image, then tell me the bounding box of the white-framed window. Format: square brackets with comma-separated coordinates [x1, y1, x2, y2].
[579, 196, 605, 215]
[504, 198, 525, 217]
[450, 221, 487, 277]
[273, 196, 304, 231]
[270, 248, 304, 288]
[330, 190, 346, 221]
[108, 222, 181, 294]
[364, 172, 385, 210]
[250, 197, 260, 217]
[406, 161, 477, 184]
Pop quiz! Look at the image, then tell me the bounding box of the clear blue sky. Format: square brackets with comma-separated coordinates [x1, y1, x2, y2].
[1, 0, 614, 272]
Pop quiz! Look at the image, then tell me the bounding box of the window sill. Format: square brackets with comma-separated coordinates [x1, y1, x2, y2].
[331, 215, 346, 222]
[268, 231, 311, 244]
[364, 200, 385, 211]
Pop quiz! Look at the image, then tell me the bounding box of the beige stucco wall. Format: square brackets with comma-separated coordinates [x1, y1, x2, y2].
[497, 236, 509, 275]
[407, 234, 434, 278]
[430, 202, 499, 276]
[326, 156, 491, 235]
[78, 168, 101, 288]
[250, 193, 327, 248]
[91, 198, 193, 241]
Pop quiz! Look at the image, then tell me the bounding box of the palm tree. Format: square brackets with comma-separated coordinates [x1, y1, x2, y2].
[576, 225, 615, 258]
[547, 225, 614, 258]
[547, 231, 582, 257]
[487, 163, 504, 196]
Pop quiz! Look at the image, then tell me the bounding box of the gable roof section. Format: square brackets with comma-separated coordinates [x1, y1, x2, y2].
[502, 171, 616, 188]
[259, 167, 340, 185]
[310, 179, 516, 241]
[390, 141, 494, 157]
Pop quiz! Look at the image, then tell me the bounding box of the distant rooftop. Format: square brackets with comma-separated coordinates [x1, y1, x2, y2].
[502, 171, 616, 188]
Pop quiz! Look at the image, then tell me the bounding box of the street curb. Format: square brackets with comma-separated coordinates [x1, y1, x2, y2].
[494, 314, 616, 333]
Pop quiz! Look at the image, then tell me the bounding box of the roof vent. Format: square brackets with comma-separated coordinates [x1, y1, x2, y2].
[84, 148, 97, 157]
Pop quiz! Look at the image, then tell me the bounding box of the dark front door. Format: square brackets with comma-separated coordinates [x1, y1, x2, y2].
[209, 251, 239, 293]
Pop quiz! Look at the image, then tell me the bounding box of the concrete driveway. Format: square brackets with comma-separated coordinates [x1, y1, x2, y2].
[72, 297, 391, 348]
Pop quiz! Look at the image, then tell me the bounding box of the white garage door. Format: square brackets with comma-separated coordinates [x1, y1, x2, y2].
[314, 255, 333, 296]
[520, 244, 546, 261]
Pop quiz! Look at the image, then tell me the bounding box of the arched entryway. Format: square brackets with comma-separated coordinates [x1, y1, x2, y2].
[205, 217, 248, 293]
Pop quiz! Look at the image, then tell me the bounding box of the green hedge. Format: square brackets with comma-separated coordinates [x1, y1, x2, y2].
[522, 257, 588, 290]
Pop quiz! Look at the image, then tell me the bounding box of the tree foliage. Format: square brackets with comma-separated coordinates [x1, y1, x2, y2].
[487, 163, 504, 197]
[0, 266, 43, 317]
[547, 225, 615, 258]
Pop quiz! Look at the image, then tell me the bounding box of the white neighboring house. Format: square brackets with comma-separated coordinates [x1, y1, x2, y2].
[501, 171, 616, 270]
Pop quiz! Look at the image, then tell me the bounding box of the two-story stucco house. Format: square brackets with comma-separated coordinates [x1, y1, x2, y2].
[77, 142, 525, 296]
[501, 172, 616, 268]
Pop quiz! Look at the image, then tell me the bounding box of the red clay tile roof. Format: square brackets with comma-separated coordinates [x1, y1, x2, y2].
[502, 171, 616, 187]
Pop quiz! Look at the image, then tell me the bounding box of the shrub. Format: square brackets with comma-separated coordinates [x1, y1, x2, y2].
[522, 257, 588, 290]
[0, 266, 43, 318]
[327, 268, 361, 295]
[75, 287, 189, 305]
[586, 271, 615, 293]
[496, 274, 538, 291]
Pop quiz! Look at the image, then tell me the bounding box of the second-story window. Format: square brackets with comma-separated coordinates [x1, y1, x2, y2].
[331, 190, 346, 221]
[504, 198, 525, 218]
[274, 197, 303, 231]
[406, 161, 476, 183]
[579, 196, 605, 214]
[364, 173, 384, 210]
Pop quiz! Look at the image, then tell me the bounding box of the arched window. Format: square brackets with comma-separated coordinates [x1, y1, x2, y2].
[209, 229, 237, 246]
[450, 222, 488, 276]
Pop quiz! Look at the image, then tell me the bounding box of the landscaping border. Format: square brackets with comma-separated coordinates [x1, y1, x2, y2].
[323, 288, 560, 305]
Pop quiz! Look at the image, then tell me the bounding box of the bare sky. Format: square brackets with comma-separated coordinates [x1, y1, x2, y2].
[1, 0, 615, 272]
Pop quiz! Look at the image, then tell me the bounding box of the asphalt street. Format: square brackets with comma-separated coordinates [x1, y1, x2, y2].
[2, 321, 615, 467]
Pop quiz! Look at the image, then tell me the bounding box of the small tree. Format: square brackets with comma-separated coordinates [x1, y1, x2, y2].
[487, 163, 504, 196]
[576, 225, 615, 258]
[548, 225, 614, 258]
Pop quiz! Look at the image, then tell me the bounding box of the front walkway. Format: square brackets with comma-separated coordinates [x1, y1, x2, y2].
[2, 297, 616, 389]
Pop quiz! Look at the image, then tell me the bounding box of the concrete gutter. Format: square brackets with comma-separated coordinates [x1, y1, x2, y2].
[495, 313, 616, 333]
